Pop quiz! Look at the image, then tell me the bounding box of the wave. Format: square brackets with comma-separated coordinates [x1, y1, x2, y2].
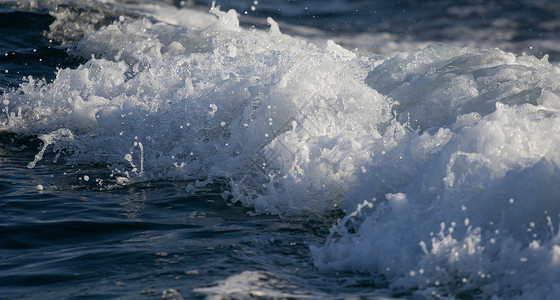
[2, 1, 560, 298]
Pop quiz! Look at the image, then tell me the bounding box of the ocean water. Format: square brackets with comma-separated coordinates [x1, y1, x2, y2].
[1, 0, 560, 299]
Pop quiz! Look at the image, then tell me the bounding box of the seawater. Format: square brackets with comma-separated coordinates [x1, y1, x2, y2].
[2, 1, 560, 299]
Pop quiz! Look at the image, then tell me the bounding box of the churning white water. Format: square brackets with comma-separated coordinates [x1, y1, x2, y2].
[2, 1, 560, 298]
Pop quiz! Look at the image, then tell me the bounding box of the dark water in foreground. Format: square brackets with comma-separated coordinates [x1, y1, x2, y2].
[1, 134, 349, 299]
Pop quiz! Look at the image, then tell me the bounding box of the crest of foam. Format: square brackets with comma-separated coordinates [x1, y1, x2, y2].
[0, 4, 397, 215]
[313, 47, 560, 298]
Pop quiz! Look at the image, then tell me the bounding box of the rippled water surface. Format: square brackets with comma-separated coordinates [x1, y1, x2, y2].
[1, 134, 352, 299]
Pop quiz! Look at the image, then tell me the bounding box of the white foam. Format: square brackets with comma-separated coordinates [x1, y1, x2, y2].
[193, 271, 305, 299]
[312, 49, 560, 299]
[2, 1, 560, 298]
[1, 3, 398, 215]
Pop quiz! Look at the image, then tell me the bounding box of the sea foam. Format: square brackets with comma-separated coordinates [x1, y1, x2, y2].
[2, 2, 560, 298]
[2, 3, 397, 215]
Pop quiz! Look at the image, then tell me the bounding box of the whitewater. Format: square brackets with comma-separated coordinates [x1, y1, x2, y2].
[2, 0, 560, 299]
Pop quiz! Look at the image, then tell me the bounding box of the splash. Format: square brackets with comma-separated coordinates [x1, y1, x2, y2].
[1, 3, 396, 215]
[312, 49, 560, 299]
[2, 1, 560, 298]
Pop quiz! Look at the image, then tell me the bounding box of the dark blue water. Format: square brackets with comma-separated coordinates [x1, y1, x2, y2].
[0, 8, 85, 91]
[1, 133, 347, 299]
[0, 109, 362, 298]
